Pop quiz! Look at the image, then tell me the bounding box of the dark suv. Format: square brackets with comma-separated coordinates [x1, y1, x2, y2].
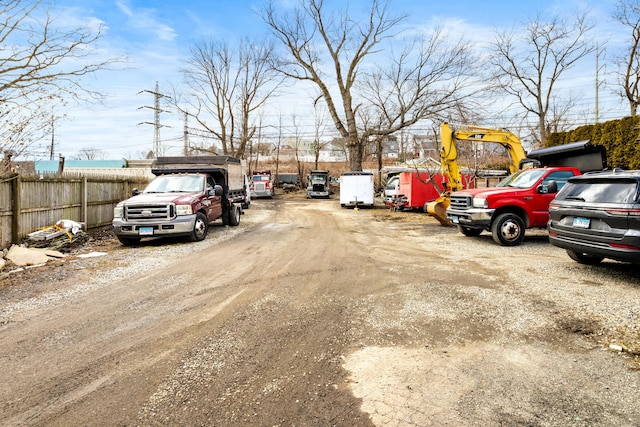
[548, 170, 640, 265]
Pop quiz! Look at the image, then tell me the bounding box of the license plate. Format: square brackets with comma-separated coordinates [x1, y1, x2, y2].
[451, 215, 459, 224]
[572, 217, 590, 229]
[139, 227, 154, 235]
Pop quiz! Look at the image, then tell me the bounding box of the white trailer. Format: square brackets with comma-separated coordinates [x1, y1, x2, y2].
[339, 171, 375, 208]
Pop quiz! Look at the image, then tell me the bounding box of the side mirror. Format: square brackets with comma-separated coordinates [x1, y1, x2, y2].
[214, 184, 223, 196]
[132, 188, 139, 196]
[537, 180, 558, 194]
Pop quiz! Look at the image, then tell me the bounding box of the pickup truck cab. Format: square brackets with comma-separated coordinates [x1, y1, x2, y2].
[446, 167, 580, 246]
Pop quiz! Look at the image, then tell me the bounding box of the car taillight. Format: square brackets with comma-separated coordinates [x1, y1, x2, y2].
[609, 243, 640, 250]
[605, 208, 640, 217]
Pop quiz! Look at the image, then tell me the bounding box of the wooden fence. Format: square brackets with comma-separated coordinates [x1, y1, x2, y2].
[0, 174, 149, 249]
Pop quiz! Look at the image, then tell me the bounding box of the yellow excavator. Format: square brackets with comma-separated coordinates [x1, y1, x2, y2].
[426, 122, 528, 225]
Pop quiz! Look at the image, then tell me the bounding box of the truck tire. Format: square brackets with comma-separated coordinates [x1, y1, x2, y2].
[491, 213, 525, 246]
[566, 250, 603, 265]
[459, 226, 483, 237]
[189, 212, 208, 242]
[227, 204, 241, 226]
[117, 236, 141, 246]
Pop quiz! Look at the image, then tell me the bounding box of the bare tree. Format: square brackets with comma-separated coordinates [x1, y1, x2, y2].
[0, 0, 120, 158]
[262, 0, 475, 171]
[180, 37, 282, 158]
[74, 148, 106, 160]
[489, 13, 596, 147]
[311, 95, 328, 169]
[290, 113, 306, 182]
[360, 28, 476, 150]
[613, 0, 640, 116]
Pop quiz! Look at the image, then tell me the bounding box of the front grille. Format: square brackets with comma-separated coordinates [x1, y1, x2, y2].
[449, 194, 472, 209]
[312, 183, 325, 192]
[125, 203, 175, 220]
[254, 183, 266, 192]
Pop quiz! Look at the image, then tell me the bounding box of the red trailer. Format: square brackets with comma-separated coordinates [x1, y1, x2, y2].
[392, 171, 474, 212]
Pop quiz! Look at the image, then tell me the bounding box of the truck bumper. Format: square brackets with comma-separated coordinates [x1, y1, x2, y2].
[446, 208, 494, 228]
[341, 200, 374, 207]
[307, 191, 329, 198]
[250, 190, 273, 198]
[112, 214, 197, 238]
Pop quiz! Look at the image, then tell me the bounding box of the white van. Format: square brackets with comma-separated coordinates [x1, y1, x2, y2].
[383, 175, 400, 205]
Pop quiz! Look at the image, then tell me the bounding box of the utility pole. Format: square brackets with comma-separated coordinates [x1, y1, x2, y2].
[183, 111, 189, 156]
[138, 81, 170, 157]
[595, 44, 606, 123]
[49, 114, 55, 160]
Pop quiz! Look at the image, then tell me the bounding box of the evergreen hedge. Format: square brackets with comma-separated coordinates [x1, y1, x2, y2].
[547, 116, 640, 169]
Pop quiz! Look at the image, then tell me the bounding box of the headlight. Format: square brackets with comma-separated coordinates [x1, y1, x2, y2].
[176, 204, 193, 216]
[113, 206, 123, 218]
[472, 197, 488, 208]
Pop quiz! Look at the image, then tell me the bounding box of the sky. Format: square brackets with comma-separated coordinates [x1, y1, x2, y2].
[23, 0, 627, 160]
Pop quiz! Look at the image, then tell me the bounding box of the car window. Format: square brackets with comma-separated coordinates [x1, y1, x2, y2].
[542, 170, 576, 190]
[557, 181, 639, 203]
[206, 177, 216, 193]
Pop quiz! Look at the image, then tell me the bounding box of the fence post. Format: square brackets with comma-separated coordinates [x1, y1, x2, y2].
[82, 176, 88, 225]
[11, 174, 20, 244]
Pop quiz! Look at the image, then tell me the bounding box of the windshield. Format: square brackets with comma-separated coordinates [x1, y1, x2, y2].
[311, 174, 327, 182]
[498, 169, 547, 189]
[385, 177, 399, 189]
[144, 175, 204, 193]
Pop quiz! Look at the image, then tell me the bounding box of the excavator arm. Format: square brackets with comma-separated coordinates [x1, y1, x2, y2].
[426, 122, 527, 225]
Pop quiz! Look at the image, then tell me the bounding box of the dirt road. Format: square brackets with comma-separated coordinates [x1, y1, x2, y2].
[1, 195, 639, 426]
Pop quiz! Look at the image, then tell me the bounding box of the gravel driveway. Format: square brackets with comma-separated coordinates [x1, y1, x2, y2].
[0, 192, 639, 426]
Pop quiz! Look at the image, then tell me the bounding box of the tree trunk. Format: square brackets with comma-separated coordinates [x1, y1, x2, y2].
[539, 114, 547, 148]
[348, 142, 363, 171]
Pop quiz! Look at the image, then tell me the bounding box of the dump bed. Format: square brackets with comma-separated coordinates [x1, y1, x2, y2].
[522, 141, 607, 173]
[152, 156, 244, 193]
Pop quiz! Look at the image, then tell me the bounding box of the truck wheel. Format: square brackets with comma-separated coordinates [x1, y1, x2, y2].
[228, 204, 241, 226]
[189, 212, 208, 242]
[566, 250, 603, 265]
[117, 236, 141, 246]
[459, 226, 482, 237]
[491, 213, 525, 246]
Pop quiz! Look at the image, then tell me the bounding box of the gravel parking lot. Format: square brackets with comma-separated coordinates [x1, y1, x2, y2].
[0, 192, 639, 426]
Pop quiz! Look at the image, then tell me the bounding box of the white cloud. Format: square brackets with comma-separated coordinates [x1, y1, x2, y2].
[115, 1, 177, 42]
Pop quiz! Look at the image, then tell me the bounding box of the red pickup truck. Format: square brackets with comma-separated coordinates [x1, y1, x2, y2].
[445, 167, 581, 246]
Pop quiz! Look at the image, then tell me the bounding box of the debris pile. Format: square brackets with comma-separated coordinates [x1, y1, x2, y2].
[23, 220, 89, 251]
[1, 220, 87, 277]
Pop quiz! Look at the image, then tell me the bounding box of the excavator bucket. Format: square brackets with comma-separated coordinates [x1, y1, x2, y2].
[426, 195, 453, 226]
